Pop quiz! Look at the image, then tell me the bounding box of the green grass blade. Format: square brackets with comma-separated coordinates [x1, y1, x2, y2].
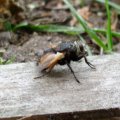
[28, 24, 84, 35]
[63, 0, 108, 51]
[105, 0, 113, 52]
[97, 0, 120, 12]
[13, 22, 120, 39]
[13, 23, 85, 35]
[93, 28, 120, 37]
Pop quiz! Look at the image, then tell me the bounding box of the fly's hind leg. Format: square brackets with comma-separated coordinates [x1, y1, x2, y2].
[34, 69, 51, 79]
[34, 73, 47, 79]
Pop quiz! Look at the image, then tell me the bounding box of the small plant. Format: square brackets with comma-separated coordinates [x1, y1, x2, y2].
[0, 56, 15, 65]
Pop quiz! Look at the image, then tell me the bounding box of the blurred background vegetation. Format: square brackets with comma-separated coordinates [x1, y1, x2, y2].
[0, 0, 120, 64]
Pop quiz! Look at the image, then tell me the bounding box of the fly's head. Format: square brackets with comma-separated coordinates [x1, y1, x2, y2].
[74, 41, 87, 57]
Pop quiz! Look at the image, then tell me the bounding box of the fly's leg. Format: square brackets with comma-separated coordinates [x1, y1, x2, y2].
[34, 74, 47, 79]
[84, 56, 95, 69]
[34, 70, 50, 79]
[67, 63, 80, 83]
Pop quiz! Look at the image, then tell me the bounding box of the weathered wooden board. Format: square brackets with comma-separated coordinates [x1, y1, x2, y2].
[0, 53, 120, 119]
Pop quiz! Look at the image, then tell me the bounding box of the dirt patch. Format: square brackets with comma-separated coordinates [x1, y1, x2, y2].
[3, 32, 78, 62]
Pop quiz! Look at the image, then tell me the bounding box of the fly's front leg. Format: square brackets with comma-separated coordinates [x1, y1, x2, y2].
[84, 56, 95, 69]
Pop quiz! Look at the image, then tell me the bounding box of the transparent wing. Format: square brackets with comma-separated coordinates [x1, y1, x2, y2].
[39, 52, 64, 72]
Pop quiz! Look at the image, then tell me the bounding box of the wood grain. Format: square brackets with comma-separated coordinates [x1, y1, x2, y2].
[0, 54, 120, 119]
